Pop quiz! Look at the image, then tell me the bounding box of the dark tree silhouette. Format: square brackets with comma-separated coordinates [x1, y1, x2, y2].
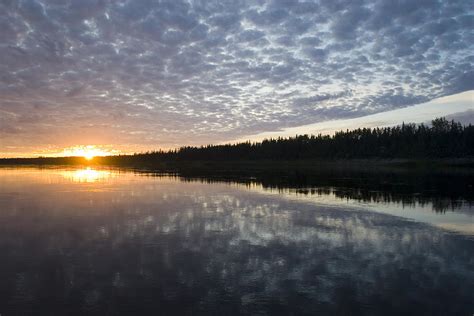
[125, 118, 473, 161]
[1, 118, 473, 165]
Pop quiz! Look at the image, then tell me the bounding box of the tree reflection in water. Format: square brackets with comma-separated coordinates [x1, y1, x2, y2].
[0, 167, 472, 315]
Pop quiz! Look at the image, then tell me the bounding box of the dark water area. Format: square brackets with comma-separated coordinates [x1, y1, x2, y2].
[0, 167, 473, 315]
[170, 165, 474, 214]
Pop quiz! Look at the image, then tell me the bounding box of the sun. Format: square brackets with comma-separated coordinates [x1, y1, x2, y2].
[61, 145, 112, 160]
[84, 152, 95, 160]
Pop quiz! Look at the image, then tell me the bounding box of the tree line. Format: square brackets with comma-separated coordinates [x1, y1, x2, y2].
[1, 117, 473, 165]
[127, 117, 474, 161]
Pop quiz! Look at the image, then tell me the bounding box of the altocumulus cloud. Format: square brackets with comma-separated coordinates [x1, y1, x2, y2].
[0, 0, 473, 154]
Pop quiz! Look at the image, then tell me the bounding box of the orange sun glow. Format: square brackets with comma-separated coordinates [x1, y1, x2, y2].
[61, 145, 112, 160]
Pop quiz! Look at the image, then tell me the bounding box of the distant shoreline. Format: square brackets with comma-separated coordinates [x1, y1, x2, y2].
[1, 157, 474, 172]
[2, 118, 472, 169]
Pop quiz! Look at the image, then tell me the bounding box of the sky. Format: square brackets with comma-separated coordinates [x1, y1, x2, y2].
[0, 0, 473, 157]
[231, 90, 474, 142]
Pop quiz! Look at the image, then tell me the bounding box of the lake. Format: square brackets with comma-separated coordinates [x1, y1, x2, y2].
[0, 166, 473, 315]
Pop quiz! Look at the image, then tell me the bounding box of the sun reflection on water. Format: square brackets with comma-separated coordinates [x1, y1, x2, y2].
[63, 167, 112, 183]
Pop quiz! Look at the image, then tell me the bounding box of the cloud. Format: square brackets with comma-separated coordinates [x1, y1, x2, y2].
[0, 0, 473, 155]
[230, 90, 474, 143]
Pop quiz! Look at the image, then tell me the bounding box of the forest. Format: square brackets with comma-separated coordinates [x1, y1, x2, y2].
[1, 117, 473, 165]
[149, 117, 474, 160]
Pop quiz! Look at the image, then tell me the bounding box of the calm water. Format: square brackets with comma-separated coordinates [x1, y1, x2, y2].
[0, 167, 473, 315]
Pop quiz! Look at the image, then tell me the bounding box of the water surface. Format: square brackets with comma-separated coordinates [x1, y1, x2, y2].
[0, 167, 473, 315]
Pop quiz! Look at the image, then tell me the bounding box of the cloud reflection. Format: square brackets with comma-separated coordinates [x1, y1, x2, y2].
[0, 167, 473, 314]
